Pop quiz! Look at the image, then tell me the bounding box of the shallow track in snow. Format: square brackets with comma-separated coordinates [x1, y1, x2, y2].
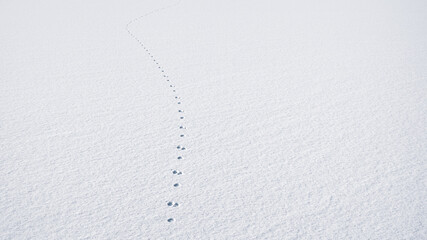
[126, 0, 184, 224]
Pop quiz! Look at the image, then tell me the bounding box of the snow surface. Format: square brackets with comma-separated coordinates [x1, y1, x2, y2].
[1, 0, 427, 238]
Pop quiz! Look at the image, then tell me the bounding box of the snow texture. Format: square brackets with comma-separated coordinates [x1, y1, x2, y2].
[1, 0, 426, 239]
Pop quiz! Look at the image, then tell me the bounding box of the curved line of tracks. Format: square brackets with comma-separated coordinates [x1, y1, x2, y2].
[126, 0, 184, 223]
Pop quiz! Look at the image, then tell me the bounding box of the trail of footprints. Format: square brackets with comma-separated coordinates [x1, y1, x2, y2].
[128, 27, 185, 225]
[127, 0, 184, 224]
[154, 49, 187, 223]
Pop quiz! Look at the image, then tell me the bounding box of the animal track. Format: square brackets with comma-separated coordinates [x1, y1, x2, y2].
[126, 0, 184, 224]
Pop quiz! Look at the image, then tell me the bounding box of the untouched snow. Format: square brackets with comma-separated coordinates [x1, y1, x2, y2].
[1, 0, 426, 238]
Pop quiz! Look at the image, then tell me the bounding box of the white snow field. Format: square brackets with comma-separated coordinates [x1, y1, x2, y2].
[1, 0, 426, 238]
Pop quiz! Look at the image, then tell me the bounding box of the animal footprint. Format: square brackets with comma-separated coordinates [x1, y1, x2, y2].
[167, 201, 179, 207]
[172, 170, 182, 175]
[177, 145, 186, 150]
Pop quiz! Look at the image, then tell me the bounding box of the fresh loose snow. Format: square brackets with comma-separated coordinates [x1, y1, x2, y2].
[1, 0, 426, 239]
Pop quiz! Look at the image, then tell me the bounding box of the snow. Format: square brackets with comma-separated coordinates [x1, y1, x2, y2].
[1, 0, 426, 238]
